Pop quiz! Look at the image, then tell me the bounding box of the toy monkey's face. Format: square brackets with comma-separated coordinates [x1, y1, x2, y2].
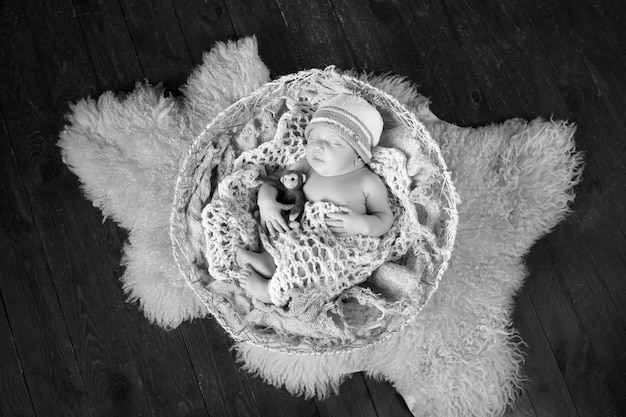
[281, 172, 303, 190]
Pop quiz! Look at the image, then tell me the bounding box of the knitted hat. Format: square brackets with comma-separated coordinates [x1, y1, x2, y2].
[304, 94, 383, 163]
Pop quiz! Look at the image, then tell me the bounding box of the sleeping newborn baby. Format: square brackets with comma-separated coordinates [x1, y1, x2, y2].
[235, 94, 393, 304]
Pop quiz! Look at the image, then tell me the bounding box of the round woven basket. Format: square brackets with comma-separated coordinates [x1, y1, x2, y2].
[170, 68, 458, 355]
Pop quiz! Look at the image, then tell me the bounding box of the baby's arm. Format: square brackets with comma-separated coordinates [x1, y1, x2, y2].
[325, 174, 393, 237]
[361, 175, 394, 237]
[258, 159, 309, 235]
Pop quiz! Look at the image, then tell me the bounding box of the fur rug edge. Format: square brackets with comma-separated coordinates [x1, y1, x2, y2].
[58, 37, 271, 329]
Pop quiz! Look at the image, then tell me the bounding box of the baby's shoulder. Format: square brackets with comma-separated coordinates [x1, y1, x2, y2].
[361, 167, 385, 185]
[361, 168, 387, 194]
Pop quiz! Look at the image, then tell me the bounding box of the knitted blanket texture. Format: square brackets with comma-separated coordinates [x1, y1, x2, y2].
[57, 37, 584, 417]
[200, 98, 440, 343]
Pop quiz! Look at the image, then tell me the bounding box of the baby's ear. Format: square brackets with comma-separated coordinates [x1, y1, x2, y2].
[300, 173, 307, 184]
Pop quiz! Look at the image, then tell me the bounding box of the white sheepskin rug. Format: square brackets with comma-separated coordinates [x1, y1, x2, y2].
[58, 36, 584, 417]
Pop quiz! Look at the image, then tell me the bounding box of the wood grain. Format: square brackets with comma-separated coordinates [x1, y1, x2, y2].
[170, 0, 238, 64]
[272, 0, 354, 70]
[1, 1, 208, 415]
[179, 319, 265, 417]
[71, 0, 145, 91]
[1, 0, 625, 415]
[525, 240, 621, 417]
[0, 10, 98, 417]
[0, 115, 47, 417]
[521, 0, 626, 332]
[221, 0, 299, 76]
[513, 289, 577, 417]
[118, 0, 196, 89]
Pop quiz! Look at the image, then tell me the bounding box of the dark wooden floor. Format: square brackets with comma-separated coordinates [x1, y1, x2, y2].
[1, 0, 625, 416]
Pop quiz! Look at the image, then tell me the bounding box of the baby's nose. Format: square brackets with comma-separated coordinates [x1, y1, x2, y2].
[314, 141, 326, 151]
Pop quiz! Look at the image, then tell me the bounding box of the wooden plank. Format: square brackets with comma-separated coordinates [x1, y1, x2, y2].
[392, 0, 482, 123]
[315, 374, 378, 417]
[512, 289, 577, 417]
[389, 4, 584, 414]
[0, 295, 37, 417]
[27, 1, 321, 416]
[432, 0, 566, 122]
[71, 0, 144, 91]
[361, 376, 413, 417]
[184, 321, 319, 417]
[225, 0, 356, 75]
[14, 0, 100, 107]
[547, 218, 626, 413]
[504, 388, 537, 417]
[271, 0, 355, 70]
[524, 240, 621, 417]
[249, 379, 320, 417]
[504, 1, 626, 413]
[324, 0, 420, 74]
[415, 2, 626, 413]
[0, 122, 38, 417]
[330, 0, 454, 117]
[3, 0, 212, 415]
[182, 313, 319, 417]
[520, 0, 626, 349]
[0, 12, 94, 417]
[64, 2, 319, 415]
[170, 0, 238, 64]
[179, 319, 264, 417]
[0, 4, 151, 415]
[221, 0, 299, 76]
[559, 0, 626, 125]
[117, 0, 195, 89]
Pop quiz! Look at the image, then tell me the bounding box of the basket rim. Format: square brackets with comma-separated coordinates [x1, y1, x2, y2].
[169, 67, 459, 356]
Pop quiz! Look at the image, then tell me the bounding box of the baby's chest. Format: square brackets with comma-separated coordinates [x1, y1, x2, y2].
[303, 175, 366, 213]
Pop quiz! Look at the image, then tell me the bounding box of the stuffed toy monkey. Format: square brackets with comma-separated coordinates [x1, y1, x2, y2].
[262, 170, 307, 229]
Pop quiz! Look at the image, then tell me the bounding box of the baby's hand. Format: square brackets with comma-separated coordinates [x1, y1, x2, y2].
[325, 208, 367, 237]
[258, 198, 294, 236]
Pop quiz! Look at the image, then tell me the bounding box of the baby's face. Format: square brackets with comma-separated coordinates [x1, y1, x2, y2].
[305, 126, 361, 177]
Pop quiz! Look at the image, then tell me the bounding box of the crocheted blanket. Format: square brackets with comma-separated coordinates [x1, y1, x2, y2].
[201, 98, 435, 340]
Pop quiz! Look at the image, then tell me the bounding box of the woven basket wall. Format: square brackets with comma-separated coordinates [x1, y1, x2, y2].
[170, 68, 458, 355]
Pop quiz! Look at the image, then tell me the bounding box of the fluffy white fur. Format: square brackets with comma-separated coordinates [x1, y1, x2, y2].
[59, 37, 269, 328]
[58, 36, 583, 416]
